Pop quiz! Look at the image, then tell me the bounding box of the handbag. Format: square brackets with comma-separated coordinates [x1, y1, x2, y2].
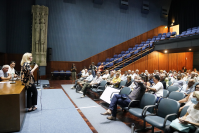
[170, 118, 196, 133]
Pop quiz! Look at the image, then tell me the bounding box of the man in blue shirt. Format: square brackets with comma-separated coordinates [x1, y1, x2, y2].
[177, 79, 195, 96]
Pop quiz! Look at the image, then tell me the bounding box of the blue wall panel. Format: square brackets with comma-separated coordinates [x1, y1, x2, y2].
[0, 0, 6, 53]
[46, 0, 169, 61]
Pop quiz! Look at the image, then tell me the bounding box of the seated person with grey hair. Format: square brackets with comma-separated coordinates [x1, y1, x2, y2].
[121, 71, 128, 81]
[71, 69, 89, 89]
[102, 70, 110, 80]
[177, 79, 195, 96]
[0, 65, 11, 80]
[78, 71, 102, 98]
[77, 70, 93, 89]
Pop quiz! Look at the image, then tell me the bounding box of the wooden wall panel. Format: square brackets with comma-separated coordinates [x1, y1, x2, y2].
[147, 29, 154, 39]
[147, 51, 159, 73]
[158, 52, 169, 71]
[141, 33, 148, 42]
[169, 53, 177, 71]
[177, 53, 186, 71]
[121, 51, 194, 74]
[185, 52, 193, 70]
[134, 57, 146, 73]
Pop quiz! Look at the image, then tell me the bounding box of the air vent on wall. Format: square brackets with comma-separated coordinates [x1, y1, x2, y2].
[141, 1, 149, 14]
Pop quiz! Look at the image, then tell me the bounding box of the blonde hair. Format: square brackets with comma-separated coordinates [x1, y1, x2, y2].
[20, 53, 32, 66]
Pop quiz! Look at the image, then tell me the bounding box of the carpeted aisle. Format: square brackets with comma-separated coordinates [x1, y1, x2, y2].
[15, 87, 92, 133]
[62, 84, 131, 133]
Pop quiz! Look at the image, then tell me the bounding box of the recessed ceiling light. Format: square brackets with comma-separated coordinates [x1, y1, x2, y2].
[189, 49, 191, 51]
[164, 50, 167, 53]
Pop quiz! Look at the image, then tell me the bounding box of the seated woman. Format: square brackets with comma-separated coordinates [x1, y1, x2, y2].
[165, 91, 199, 133]
[101, 79, 146, 120]
[178, 84, 199, 112]
[120, 75, 132, 89]
[109, 73, 121, 88]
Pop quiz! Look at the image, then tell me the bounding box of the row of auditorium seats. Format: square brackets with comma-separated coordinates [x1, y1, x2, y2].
[88, 80, 199, 132]
[96, 43, 154, 71]
[175, 26, 199, 39]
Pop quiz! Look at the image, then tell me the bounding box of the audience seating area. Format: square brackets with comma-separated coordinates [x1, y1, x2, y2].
[88, 78, 199, 132]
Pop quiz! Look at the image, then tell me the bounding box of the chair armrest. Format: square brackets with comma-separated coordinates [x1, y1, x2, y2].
[96, 86, 104, 90]
[110, 92, 120, 98]
[163, 113, 177, 127]
[128, 100, 140, 110]
[142, 105, 157, 117]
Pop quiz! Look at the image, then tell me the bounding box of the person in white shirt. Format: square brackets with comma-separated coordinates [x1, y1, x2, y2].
[77, 70, 93, 89]
[102, 70, 110, 80]
[79, 72, 102, 98]
[132, 69, 139, 79]
[121, 71, 128, 81]
[144, 70, 150, 77]
[146, 75, 163, 102]
[128, 70, 132, 76]
[0, 65, 11, 80]
[71, 69, 89, 89]
[8, 61, 17, 78]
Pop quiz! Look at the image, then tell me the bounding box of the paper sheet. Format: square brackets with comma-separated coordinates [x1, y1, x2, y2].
[100, 87, 120, 104]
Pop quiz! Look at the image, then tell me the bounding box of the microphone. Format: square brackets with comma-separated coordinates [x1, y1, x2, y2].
[33, 62, 36, 65]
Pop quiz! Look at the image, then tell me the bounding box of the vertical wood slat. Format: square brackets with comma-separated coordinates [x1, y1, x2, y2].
[120, 51, 194, 74]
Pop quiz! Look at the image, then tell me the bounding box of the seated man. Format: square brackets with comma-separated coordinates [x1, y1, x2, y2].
[178, 83, 199, 112]
[187, 72, 198, 82]
[77, 70, 93, 89]
[109, 73, 121, 88]
[71, 69, 89, 89]
[8, 61, 17, 78]
[146, 75, 163, 102]
[78, 72, 102, 98]
[121, 71, 128, 81]
[101, 79, 146, 120]
[127, 70, 132, 76]
[102, 70, 110, 80]
[177, 79, 195, 96]
[106, 71, 115, 85]
[0, 65, 11, 80]
[120, 75, 132, 89]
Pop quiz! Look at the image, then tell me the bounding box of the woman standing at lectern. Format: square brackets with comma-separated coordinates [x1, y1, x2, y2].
[20, 53, 38, 112]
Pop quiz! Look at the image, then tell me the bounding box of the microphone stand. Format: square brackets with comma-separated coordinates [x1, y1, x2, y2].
[35, 64, 41, 89]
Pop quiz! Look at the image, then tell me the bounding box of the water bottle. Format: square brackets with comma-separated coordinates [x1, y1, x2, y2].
[131, 123, 135, 133]
[12, 73, 14, 80]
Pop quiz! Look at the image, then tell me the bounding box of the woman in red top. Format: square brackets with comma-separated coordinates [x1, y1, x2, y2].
[98, 63, 104, 74]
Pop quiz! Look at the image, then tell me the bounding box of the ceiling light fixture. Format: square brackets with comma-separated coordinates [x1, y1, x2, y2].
[164, 50, 167, 53]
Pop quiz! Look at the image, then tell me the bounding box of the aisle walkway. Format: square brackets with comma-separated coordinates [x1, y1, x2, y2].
[62, 84, 131, 133]
[15, 88, 92, 133]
